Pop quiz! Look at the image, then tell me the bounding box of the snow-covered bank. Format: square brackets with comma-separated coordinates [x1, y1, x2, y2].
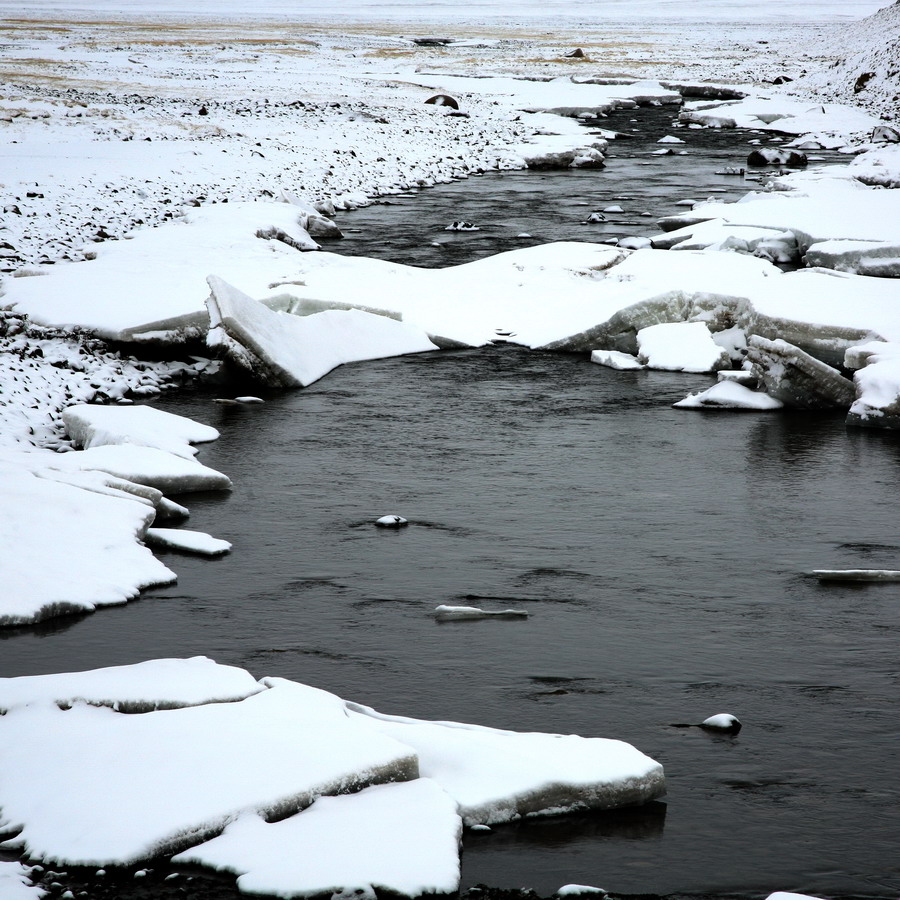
[0, 659, 664, 894]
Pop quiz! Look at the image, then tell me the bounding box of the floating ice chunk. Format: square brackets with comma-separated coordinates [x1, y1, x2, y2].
[45, 444, 232, 494]
[63, 404, 219, 460]
[812, 569, 900, 582]
[0, 861, 44, 900]
[434, 606, 528, 621]
[556, 885, 608, 897]
[375, 515, 408, 528]
[173, 780, 462, 899]
[0, 679, 418, 865]
[206, 276, 438, 388]
[603, 205, 624, 213]
[346, 704, 665, 826]
[145, 528, 232, 556]
[747, 336, 856, 408]
[700, 713, 742, 733]
[590, 349, 644, 370]
[674, 381, 782, 410]
[445, 221, 480, 232]
[657, 135, 685, 144]
[637, 322, 730, 373]
[234, 396, 265, 404]
[0, 657, 262, 714]
[766, 893, 828, 900]
[0, 463, 176, 627]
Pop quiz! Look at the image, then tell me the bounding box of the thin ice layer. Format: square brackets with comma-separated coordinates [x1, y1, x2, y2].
[173, 779, 462, 899]
[346, 703, 664, 826]
[0, 657, 262, 713]
[0, 679, 418, 865]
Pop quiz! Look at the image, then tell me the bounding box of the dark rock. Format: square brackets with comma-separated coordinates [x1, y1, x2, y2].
[565, 48, 586, 58]
[854, 71, 875, 93]
[747, 147, 808, 168]
[424, 93, 460, 110]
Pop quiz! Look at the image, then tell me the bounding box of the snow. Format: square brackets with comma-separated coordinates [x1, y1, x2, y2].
[44, 444, 232, 494]
[0, 678, 418, 865]
[637, 322, 731, 373]
[0, 463, 176, 626]
[145, 527, 232, 556]
[172, 780, 462, 899]
[206, 276, 439, 388]
[346, 702, 665, 826]
[62, 404, 219, 460]
[0, 657, 263, 714]
[0, 862, 45, 900]
[674, 381, 783, 410]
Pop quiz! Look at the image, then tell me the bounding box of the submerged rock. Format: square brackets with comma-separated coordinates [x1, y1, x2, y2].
[746, 336, 856, 409]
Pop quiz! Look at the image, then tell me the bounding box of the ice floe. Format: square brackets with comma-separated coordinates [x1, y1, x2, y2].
[346, 702, 665, 826]
[0, 657, 262, 714]
[0, 463, 176, 626]
[0, 678, 418, 865]
[206, 276, 438, 388]
[433, 605, 529, 621]
[62, 404, 219, 460]
[145, 527, 232, 556]
[172, 780, 462, 899]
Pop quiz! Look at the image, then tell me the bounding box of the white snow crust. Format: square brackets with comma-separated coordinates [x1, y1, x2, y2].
[172, 779, 462, 899]
[637, 322, 731, 373]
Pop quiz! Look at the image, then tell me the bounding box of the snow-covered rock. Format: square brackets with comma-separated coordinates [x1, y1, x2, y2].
[674, 381, 783, 410]
[62, 404, 219, 460]
[346, 703, 665, 826]
[172, 780, 462, 899]
[637, 322, 731, 373]
[0, 679, 418, 865]
[206, 275, 438, 388]
[699, 713, 742, 733]
[0, 657, 263, 714]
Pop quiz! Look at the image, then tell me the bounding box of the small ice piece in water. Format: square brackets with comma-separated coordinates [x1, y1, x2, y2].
[375, 515, 408, 528]
[657, 135, 685, 143]
[434, 605, 529, 621]
[590, 349, 644, 370]
[700, 713, 742, 733]
[674, 381, 782, 410]
[585, 212, 606, 223]
[555, 885, 608, 898]
[235, 396, 265, 404]
[145, 528, 232, 556]
[603, 205, 624, 213]
[445, 221, 480, 232]
[812, 569, 900, 582]
[469, 824, 492, 832]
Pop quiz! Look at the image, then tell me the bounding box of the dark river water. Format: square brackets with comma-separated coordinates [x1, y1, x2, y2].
[2, 110, 897, 900]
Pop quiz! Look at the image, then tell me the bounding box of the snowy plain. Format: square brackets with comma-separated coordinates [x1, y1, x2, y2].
[1, 0, 899, 896]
